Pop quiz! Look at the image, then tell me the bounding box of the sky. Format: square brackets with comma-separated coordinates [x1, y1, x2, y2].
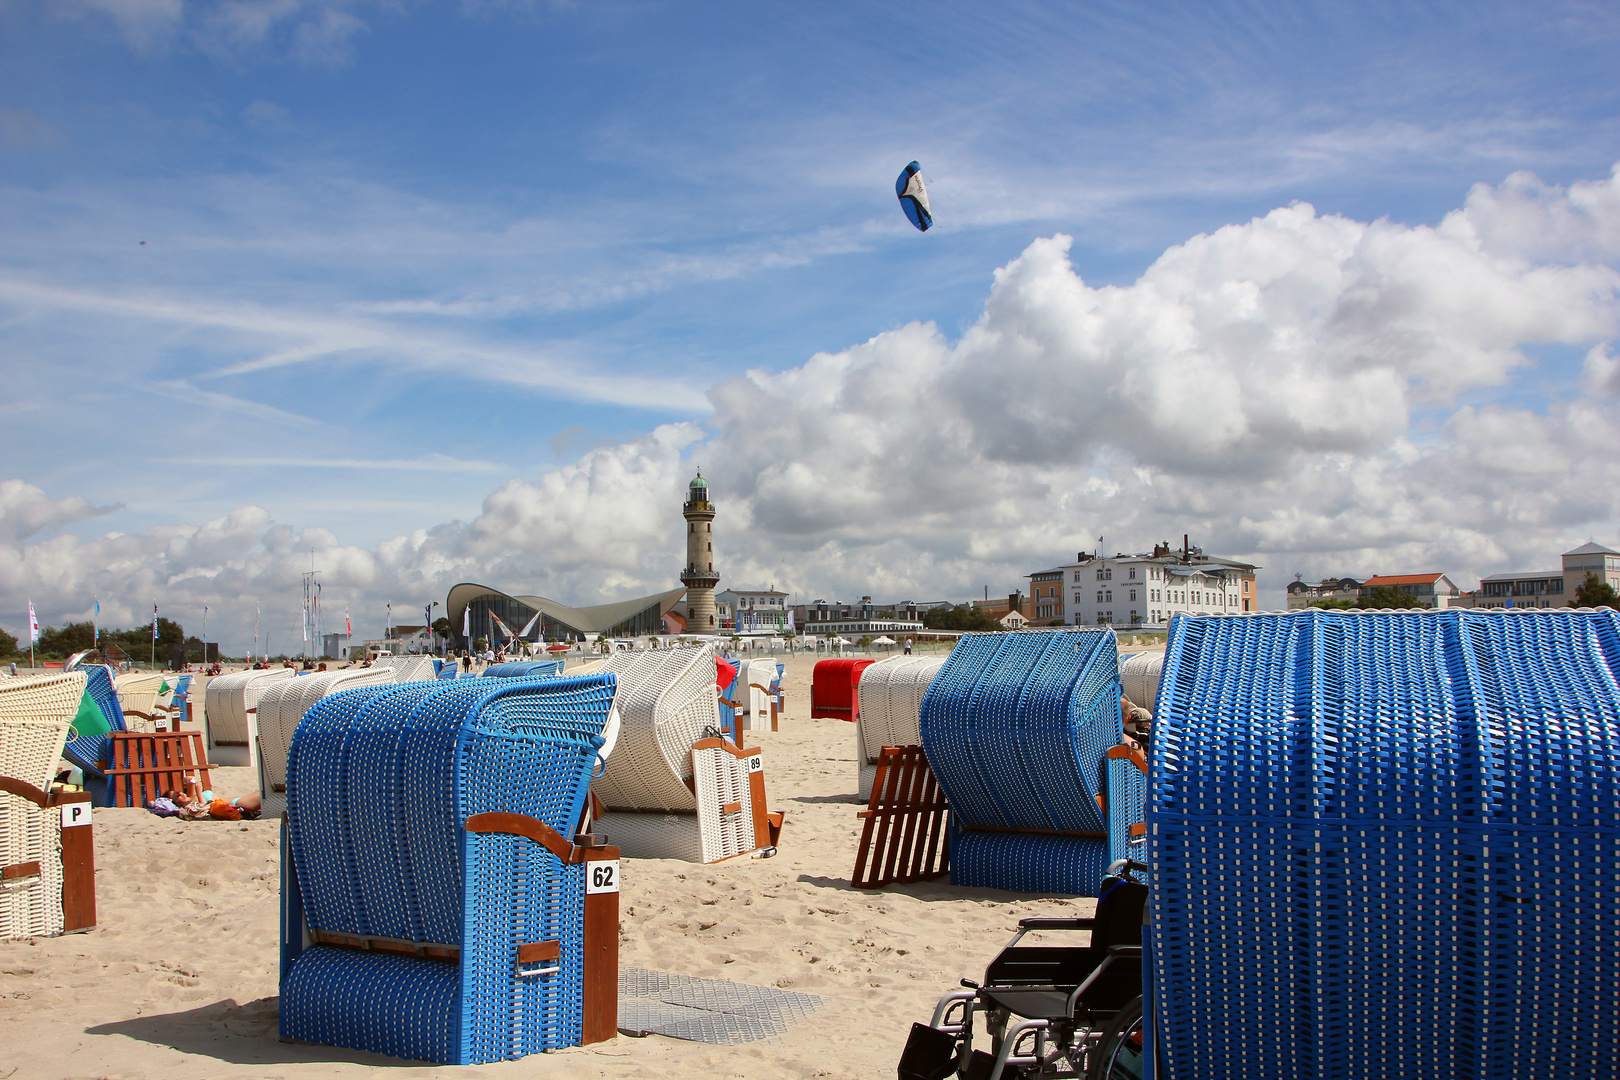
[4, 0, 1620, 651]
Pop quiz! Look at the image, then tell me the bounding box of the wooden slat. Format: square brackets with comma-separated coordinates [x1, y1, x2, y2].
[102, 732, 212, 807]
[851, 745, 949, 889]
[1, 861, 41, 881]
[581, 845, 620, 1045]
[54, 791, 95, 932]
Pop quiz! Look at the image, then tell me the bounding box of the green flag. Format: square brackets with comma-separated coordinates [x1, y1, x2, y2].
[70, 690, 112, 739]
[158, 679, 171, 695]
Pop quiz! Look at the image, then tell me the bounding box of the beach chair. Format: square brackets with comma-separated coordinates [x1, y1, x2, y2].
[366, 655, 437, 682]
[59, 666, 129, 807]
[855, 655, 946, 801]
[1143, 607, 1620, 1079]
[811, 657, 876, 721]
[279, 674, 621, 1064]
[1, 673, 97, 941]
[737, 657, 783, 732]
[202, 668, 295, 768]
[483, 660, 565, 678]
[589, 647, 781, 863]
[1116, 650, 1162, 712]
[112, 671, 173, 732]
[254, 668, 397, 818]
[919, 629, 1142, 896]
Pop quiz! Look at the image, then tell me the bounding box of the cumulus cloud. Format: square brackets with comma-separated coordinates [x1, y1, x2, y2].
[6, 165, 1620, 647]
[68, 0, 376, 65]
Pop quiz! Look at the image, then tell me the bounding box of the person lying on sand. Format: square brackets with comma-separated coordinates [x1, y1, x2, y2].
[150, 789, 262, 821]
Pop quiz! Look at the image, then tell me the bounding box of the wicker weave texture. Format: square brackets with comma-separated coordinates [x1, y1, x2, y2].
[0, 672, 84, 941]
[856, 655, 945, 764]
[693, 744, 756, 863]
[281, 673, 613, 1064]
[591, 648, 716, 813]
[113, 672, 170, 733]
[592, 811, 704, 862]
[483, 660, 565, 678]
[1151, 608, 1620, 1080]
[256, 668, 396, 817]
[1118, 650, 1163, 711]
[368, 656, 438, 683]
[919, 629, 1137, 894]
[203, 668, 295, 763]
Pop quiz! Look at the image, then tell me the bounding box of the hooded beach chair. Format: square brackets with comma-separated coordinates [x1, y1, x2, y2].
[855, 654, 947, 801]
[483, 660, 565, 679]
[0, 673, 96, 940]
[279, 674, 621, 1064]
[736, 657, 784, 732]
[1116, 650, 1163, 712]
[811, 657, 876, 721]
[1142, 607, 1620, 1079]
[58, 666, 129, 807]
[202, 667, 295, 768]
[919, 629, 1143, 896]
[365, 655, 437, 682]
[589, 647, 781, 863]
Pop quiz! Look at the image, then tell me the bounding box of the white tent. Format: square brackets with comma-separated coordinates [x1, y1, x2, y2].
[873, 636, 897, 646]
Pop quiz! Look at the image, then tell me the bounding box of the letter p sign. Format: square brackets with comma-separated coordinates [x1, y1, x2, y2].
[61, 803, 92, 828]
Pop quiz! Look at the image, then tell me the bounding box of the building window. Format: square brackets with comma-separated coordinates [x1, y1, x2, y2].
[1129, 589, 1137, 601]
[1105, 590, 1112, 602]
[1129, 568, 1137, 579]
[1096, 591, 1103, 602]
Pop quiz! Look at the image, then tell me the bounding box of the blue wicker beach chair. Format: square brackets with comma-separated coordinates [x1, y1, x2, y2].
[59, 666, 127, 807]
[279, 674, 622, 1064]
[1139, 607, 1620, 1080]
[919, 629, 1143, 896]
[483, 660, 565, 678]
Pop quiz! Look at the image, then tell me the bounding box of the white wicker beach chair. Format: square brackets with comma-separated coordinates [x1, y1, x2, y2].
[112, 671, 174, 733]
[1118, 650, 1163, 711]
[589, 647, 778, 863]
[738, 657, 780, 731]
[255, 668, 397, 818]
[366, 655, 437, 682]
[0, 673, 90, 941]
[855, 655, 946, 801]
[202, 668, 295, 767]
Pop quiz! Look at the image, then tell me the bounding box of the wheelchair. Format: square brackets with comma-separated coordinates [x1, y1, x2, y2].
[898, 860, 1149, 1080]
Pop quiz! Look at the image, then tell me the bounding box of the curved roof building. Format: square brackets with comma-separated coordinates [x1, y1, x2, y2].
[448, 583, 687, 645]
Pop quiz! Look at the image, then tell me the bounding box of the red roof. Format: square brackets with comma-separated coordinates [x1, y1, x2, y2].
[1363, 573, 1446, 586]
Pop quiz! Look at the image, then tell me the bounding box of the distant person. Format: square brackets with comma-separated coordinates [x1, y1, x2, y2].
[904, 638, 913, 655]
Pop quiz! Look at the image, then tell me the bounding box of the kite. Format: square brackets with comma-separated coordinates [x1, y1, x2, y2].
[895, 160, 933, 232]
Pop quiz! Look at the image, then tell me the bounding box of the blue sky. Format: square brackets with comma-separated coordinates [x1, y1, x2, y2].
[4, 1, 1620, 646]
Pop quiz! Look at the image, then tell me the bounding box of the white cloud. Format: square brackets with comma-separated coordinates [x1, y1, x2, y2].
[6, 165, 1620, 647]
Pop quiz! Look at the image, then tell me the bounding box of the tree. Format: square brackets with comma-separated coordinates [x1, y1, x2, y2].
[0, 626, 16, 656]
[923, 604, 1001, 632]
[1576, 571, 1620, 609]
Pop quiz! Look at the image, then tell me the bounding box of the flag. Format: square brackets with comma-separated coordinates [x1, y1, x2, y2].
[94, 597, 100, 643]
[462, 606, 470, 638]
[424, 604, 432, 630]
[152, 603, 159, 640]
[345, 605, 351, 636]
[28, 601, 39, 643]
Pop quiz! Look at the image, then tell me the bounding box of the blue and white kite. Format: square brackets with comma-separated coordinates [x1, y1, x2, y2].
[895, 160, 933, 232]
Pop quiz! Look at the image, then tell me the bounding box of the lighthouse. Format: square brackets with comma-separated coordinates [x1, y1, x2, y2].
[680, 471, 720, 632]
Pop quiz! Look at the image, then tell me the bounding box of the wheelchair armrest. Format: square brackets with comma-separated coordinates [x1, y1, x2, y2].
[1017, 918, 1095, 931]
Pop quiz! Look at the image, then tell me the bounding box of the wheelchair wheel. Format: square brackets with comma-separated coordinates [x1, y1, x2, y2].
[1086, 997, 1144, 1080]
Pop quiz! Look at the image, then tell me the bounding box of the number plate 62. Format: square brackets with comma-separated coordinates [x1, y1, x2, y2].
[587, 860, 620, 894]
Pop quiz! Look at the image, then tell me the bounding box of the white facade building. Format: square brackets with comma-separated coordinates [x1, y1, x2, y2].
[1035, 543, 1260, 629]
[715, 588, 792, 632]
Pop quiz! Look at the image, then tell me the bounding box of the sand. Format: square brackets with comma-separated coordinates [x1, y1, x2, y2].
[1, 653, 1097, 1079]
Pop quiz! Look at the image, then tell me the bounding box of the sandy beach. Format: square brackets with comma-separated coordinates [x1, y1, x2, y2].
[1, 655, 1099, 1080]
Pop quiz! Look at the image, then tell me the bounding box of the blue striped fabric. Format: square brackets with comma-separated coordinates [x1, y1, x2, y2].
[281, 673, 615, 1064]
[1150, 609, 1620, 1080]
[61, 665, 127, 804]
[920, 629, 1134, 894]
